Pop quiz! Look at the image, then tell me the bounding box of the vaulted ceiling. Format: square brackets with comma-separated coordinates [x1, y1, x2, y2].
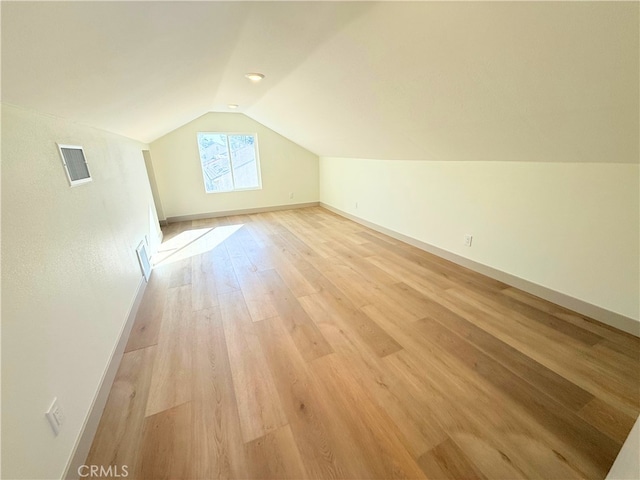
[2, 1, 638, 163]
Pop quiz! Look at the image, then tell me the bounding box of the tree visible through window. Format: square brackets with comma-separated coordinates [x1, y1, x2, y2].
[197, 133, 261, 193]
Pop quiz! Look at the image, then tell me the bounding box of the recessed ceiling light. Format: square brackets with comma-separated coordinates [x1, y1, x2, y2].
[245, 72, 265, 82]
[227, 104, 239, 109]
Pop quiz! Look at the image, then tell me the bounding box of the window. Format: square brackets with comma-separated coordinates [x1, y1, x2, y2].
[196, 133, 261, 193]
[57, 144, 91, 186]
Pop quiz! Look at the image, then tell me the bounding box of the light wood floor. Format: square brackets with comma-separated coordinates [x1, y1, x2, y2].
[87, 207, 639, 479]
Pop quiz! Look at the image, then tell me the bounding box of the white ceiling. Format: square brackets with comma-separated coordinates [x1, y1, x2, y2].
[2, 1, 638, 162]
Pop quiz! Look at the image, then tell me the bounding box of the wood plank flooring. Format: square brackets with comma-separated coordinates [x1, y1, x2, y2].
[86, 207, 640, 479]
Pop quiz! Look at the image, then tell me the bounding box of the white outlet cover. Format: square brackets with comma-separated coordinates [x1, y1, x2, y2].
[45, 398, 64, 435]
[53, 404, 65, 425]
[464, 234, 473, 247]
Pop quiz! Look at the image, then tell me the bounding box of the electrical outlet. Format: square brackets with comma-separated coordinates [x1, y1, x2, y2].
[45, 398, 65, 436]
[464, 234, 473, 247]
[289, 192, 294, 200]
[355, 201, 359, 209]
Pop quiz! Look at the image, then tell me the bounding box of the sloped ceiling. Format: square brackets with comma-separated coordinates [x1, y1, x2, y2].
[2, 1, 638, 162]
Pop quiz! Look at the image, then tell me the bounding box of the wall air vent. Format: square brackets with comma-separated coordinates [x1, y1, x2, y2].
[57, 144, 92, 186]
[136, 240, 152, 282]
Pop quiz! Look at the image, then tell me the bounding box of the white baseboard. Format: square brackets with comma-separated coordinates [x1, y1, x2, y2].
[320, 203, 639, 337]
[63, 276, 148, 480]
[166, 201, 320, 224]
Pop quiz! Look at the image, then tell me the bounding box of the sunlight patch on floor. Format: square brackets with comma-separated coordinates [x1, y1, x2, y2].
[153, 224, 244, 266]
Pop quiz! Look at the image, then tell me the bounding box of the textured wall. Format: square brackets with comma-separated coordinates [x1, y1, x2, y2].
[1, 104, 160, 478]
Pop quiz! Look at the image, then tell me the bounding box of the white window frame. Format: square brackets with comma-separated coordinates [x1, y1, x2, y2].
[57, 143, 92, 187]
[196, 132, 262, 194]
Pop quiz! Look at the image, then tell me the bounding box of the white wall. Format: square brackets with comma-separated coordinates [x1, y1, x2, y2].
[607, 417, 640, 480]
[149, 112, 319, 219]
[320, 157, 640, 323]
[1, 104, 160, 479]
[142, 150, 166, 223]
[607, 416, 640, 480]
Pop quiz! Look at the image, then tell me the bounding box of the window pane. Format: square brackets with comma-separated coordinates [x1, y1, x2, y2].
[229, 135, 259, 189]
[197, 133, 233, 192]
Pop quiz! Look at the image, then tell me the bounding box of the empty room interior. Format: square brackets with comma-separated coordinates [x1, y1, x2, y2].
[2, 2, 639, 479]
